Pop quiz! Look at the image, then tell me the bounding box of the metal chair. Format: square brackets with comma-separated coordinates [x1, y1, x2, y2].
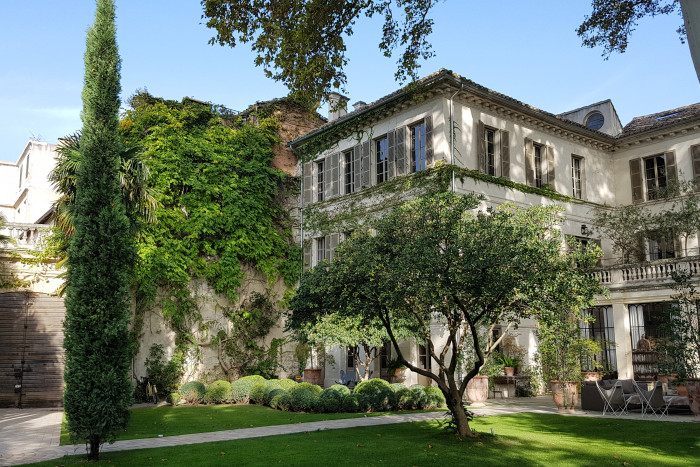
[634, 381, 675, 418]
[596, 380, 631, 416]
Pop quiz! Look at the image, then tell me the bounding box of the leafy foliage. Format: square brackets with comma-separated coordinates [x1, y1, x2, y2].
[230, 375, 266, 403]
[144, 344, 184, 396]
[62, 1, 134, 460]
[354, 378, 397, 412]
[202, 0, 440, 106]
[289, 383, 321, 412]
[180, 381, 206, 403]
[204, 380, 232, 404]
[577, 0, 684, 59]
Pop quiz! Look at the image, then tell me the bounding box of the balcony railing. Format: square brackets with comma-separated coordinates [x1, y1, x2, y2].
[588, 255, 700, 289]
[0, 223, 52, 251]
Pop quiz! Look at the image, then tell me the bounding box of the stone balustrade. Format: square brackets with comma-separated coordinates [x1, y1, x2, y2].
[0, 223, 52, 250]
[588, 256, 700, 289]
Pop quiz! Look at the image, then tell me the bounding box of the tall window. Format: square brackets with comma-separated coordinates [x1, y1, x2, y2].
[411, 122, 426, 173]
[644, 154, 667, 200]
[534, 144, 543, 188]
[344, 150, 355, 194]
[571, 156, 583, 199]
[316, 236, 326, 264]
[418, 343, 431, 370]
[316, 160, 324, 202]
[629, 302, 671, 348]
[648, 233, 676, 260]
[581, 306, 617, 372]
[376, 137, 388, 183]
[485, 128, 496, 176]
[346, 346, 356, 368]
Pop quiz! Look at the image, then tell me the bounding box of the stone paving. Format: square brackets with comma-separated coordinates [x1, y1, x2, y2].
[0, 397, 695, 466]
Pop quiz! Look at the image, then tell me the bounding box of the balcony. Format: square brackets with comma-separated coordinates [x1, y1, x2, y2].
[0, 223, 52, 251]
[588, 255, 700, 291]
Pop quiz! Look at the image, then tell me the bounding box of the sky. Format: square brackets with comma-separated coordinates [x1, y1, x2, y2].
[0, 0, 698, 162]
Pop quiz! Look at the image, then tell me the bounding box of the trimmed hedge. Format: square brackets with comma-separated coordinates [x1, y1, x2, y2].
[263, 380, 284, 405]
[270, 392, 291, 411]
[277, 378, 297, 391]
[204, 380, 231, 404]
[340, 393, 360, 412]
[230, 375, 266, 403]
[289, 383, 321, 412]
[424, 386, 446, 408]
[317, 387, 345, 413]
[354, 378, 396, 412]
[249, 382, 267, 405]
[180, 381, 206, 404]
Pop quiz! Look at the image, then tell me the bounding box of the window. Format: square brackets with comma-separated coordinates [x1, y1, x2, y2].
[316, 160, 324, 202]
[581, 306, 617, 372]
[316, 236, 326, 263]
[644, 154, 667, 200]
[346, 346, 356, 368]
[629, 302, 671, 348]
[647, 233, 677, 260]
[418, 343, 431, 370]
[478, 122, 510, 179]
[585, 111, 605, 131]
[380, 342, 391, 370]
[571, 156, 583, 199]
[534, 143, 543, 188]
[376, 137, 388, 183]
[410, 122, 426, 172]
[343, 150, 355, 194]
[485, 128, 496, 176]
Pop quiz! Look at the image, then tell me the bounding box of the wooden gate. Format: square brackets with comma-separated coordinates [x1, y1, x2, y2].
[0, 291, 65, 408]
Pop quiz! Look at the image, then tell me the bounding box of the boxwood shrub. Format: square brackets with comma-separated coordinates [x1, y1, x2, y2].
[263, 380, 284, 406]
[249, 382, 267, 405]
[317, 386, 345, 413]
[270, 391, 291, 411]
[340, 394, 360, 412]
[395, 386, 414, 410]
[289, 383, 321, 412]
[230, 375, 266, 403]
[354, 378, 396, 412]
[204, 380, 231, 404]
[424, 386, 446, 408]
[180, 381, 205, 404]
[409, 385, 429, 409]
[277, 378, 297, 391]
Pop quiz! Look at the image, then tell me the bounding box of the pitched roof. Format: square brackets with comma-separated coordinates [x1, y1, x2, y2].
[619, 102, 700, 138]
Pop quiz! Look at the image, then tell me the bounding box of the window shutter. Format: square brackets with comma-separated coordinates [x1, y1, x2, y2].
[580, 157, 587, 201]
[477, 120, 486, 173]
[629, 158, 643, 203]
[425, 115, 434, 167]
[330, 152, 339, 197]
[664, 151, 677, 184]
[353, 144, 362, 192]
[545, 145, 555, 188]
[361, 141, 370, 188]
[395, 127, 406, 175]
[324, 156, 332, 200]
[500, 129, 510, 179]
[387, 130, 396, 180]
[329, 233, 339, 261]
[525, 138, 534, 186]
[303, 162, 313, 205]
[324, 235, 331, 262]
[692, 145, 700, 191]
[303, 242, 312, 272]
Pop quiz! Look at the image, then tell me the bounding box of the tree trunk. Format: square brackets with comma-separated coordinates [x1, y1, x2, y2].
[87, 436, 101, 461]
[446, 395, 476, 438]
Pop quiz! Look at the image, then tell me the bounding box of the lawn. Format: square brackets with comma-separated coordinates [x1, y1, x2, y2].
[37, 413, 700, 466]
[60, 404, 440, 444]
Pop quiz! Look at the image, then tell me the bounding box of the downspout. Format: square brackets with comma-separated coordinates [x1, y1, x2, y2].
[449, 82, 464, 193]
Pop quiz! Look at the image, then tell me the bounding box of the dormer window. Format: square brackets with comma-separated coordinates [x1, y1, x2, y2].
[585, 111, 605, 131]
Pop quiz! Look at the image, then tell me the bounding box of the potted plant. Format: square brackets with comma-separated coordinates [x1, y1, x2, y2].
[578, 338, 607, 382]
[497, 354, 520, 377]
[386, 357, 407, 383]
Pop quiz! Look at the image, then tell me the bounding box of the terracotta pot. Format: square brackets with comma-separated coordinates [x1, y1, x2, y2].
[581, 371, 602, 382]
[677, 384, 689, 397]
[466, 375, 489, 406]
[504, 366, 515, 377]
[303, 368, 323, 385]
[550, 381, 578, 414]
[685, 379, 700, 422]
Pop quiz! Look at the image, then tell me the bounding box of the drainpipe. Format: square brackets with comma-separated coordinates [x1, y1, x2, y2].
[449, 82, 464, 193]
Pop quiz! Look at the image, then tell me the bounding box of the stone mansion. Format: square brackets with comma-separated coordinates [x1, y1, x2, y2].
[289, 69, 700, 387]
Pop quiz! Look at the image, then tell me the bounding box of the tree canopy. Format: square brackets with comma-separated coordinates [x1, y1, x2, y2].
[291, 193, 602, 437]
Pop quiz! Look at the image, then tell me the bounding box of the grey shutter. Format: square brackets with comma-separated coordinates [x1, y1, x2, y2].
[525, 138, 534, 186]
[361, 141, 370, 188]
[324, 235, 331, 262]
[395, 126, 406, 176]
[324, 157, 331, 200]
[500, 129, 510, 179]
[303, 161, 313, 205]
[303, 242, 312, 272]
[692, 145, 700, 191]
[353, 144, 361, 192]
[664, 151, 677, 184]
[580, 157, 587, 201]
[425, 115, 434, 167]
[545, 145, 555, 189]
[629, 158, 643, 203]
[388, 130, 396, 180]
[329, 233, 339, 261]
[477, 120, 486, 173]
[331, 152, 339, 197]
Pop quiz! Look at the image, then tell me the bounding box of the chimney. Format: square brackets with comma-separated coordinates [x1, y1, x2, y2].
[353, 101, 367, 112]
[328, 92, 349, 122]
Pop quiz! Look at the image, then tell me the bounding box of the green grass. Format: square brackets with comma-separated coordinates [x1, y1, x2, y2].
[59, 404, 442, 445]
[30, 413, 700, 466]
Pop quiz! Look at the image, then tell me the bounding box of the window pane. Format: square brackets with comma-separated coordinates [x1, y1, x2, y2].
[486, 129, 495, 176]
[411, 123, 425, 172]
[376, 138, 388, 183]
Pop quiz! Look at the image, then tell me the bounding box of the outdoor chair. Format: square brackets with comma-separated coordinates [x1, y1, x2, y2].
[596, 380, 631, 416]
[336, 369, 357, 386]
[634, 381, 676, 418]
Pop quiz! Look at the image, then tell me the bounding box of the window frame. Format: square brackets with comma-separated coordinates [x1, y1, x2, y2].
[571, 155, 583, 199]
[316, 160, 325, 202]
[410, 121, 426, 173]
[316, 236, 326, 264]
[375, 136, 389, 184]
[485, 127, 497, 176]
[533, 143, 544, 188]
[644, 154, 667, 200]
[343, 150, 355, 195]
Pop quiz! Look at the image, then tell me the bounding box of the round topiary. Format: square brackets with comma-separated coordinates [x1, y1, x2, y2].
[317, 387, 345, 413]
[390, 383, 406, 392]
[353, 378, 397, 412]
[395, 386, 414, 410]
[230, 375, 266, 403]
[340, 394, 360, 412]
[328, 384, 351, 396]
[409, 385, 429, 409]
[270, 391, 291, 411]
[289, 384, 319, 412]
[294, 382, 322, 396]
[277, 378, 297, 391]
[424, 386, 446, 408]
[180, 381, 206, 404]
[263, 380, 284, 406]
[204, 380, 231, 404]
[249, 382, 267, 405]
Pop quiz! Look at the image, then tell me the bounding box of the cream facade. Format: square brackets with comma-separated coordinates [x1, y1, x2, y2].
[291, 69, 700, 387]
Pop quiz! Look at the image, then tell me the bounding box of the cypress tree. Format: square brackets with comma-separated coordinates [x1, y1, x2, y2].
[63, 0, 134, 460]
